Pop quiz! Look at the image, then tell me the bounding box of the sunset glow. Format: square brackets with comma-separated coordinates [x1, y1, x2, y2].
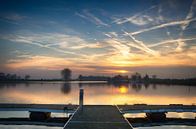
[0, 0, 195, 78]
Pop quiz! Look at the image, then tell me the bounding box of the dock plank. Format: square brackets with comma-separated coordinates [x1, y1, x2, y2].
[118, 104, 196, 113]
[0, 103, 78, 112]
[64, 105, 133, 129]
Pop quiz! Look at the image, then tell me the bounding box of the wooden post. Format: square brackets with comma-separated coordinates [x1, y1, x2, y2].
[79, 89, 84, 107]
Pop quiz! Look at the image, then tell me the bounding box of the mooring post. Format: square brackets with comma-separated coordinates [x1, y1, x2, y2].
[79, 88, 84, 108]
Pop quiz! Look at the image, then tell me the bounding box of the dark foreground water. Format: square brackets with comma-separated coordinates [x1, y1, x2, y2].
[0, 81, 195, 129]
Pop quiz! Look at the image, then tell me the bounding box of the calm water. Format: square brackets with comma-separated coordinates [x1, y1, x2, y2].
[0, 81, 196, 129]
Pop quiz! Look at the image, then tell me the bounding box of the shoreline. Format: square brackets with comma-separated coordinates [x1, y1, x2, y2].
[0, 80, 195, 86]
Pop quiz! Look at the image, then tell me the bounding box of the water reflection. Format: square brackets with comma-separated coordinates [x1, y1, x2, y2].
[0, 125, 61, 129]
[61, 83, 71, 94]
[0, 82, 195, 105]
[138, 126, 196, 129]
[118, 85, 128, 94]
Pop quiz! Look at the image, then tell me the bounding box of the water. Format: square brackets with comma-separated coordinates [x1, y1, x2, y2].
[0, 125, 61, 129]
[0, 82, 195, 129]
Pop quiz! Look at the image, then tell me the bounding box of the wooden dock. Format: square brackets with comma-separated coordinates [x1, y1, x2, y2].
[1, 103, 195, 113]
[0, 103, 77, 113]
[118, 104, 196, 113]
[63, 105, 133, 129]
[0, 104, 196, 128]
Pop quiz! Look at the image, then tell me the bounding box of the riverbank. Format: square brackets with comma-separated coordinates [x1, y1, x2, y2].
[0, 78, 196, 86]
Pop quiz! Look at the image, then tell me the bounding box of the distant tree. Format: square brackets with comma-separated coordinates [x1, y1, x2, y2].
[131, 72, 141, 82]
[131, 74, 137, 81]
[152, 75, 157, 79]
[78, 75, 83, 81]
[0, 73, 5, 80]
[6, 74, 11, 80]
[137, 73, 141, 81]
[25, 75, 30, 80]
[143, 74, 149, 81]
[17, 76, 21, 80]
[11, 74, 17, 80]
[61, 68, 72, 81]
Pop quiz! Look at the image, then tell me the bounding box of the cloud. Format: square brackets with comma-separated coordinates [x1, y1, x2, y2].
[175, 0, 196, 52]
[113, 5, 157, 25]
[181, 0, 196, 31]
[0, 13, 27, 25]
[148, 37, 196, 48]
[115, 15, 154, 25]
[69, 42, 103, 49]
[123, 31, 159, 56]
[4, 14, 26, 21]
[6, 55, 72, 70]
[75, 10, 109, 27]
[2, 33, 102, 57]
[104, 38, 130, 57]
[104, 32, 119, 38]
[130, 18, 196, 35]
[3, 34, 79, 56]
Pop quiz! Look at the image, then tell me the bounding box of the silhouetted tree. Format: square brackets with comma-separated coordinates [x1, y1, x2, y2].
[152, 75, 157, 79]
[17, 76, 21, 80]
[11, 74, 17, 80]
[131, 72, 141, 82]
[6, 74, 11, 80]
[61, 83, 71, 94]
[143, 74, 149, 81]
[0, 73, 5, 80]
[61, 68, 72, 81]
[25, 75, 30, 80]
[131, 74, 137, 81]
[111, 75, 129, 83]
[78, 75, 82, 81]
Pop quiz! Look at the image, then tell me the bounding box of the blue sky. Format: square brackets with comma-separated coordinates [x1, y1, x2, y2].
[0, 0, 196, 79]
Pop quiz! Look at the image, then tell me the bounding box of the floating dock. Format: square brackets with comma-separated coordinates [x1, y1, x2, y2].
[0, 88, 196, 129]
[0, 103, 77, 113]
[63, 105, 133, 129]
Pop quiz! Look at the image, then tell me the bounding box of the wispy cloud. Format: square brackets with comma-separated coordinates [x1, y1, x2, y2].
[123, 30, 158, 56]
[0, 13, 27, 25]
[4, 13, 26, 21]
[104, 32, 118, 38]
[6, 55, 73, 70]
[130, 18, 196, 35]
[113, 5, 157, 25]
[176, 0, 196, 52]
[115, 15, 154, 25]
[104, 38, 130, 57]
[181, 0, 196, 31]
[148, 37, 196, 48]
[75, 10, 109, 27]
[2, 33, 87, 57]
[69, 42, 103, 49]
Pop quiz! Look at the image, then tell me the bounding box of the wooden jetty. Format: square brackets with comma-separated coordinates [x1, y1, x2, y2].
[0, 89, 196, 128]
[118, 104, 196, 113]
[1, 103, 195, 114]
[63, 105, 133, 129]
[0, 103, 77, 113]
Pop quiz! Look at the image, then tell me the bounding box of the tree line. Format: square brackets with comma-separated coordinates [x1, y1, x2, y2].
[1, 68, 195, 86]
[0, 72, 30, 81]
[61, 69, 196, 86]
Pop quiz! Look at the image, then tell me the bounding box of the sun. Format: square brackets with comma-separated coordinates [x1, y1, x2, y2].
[119, 86, 128, 94]
[118, 70, 128, 74]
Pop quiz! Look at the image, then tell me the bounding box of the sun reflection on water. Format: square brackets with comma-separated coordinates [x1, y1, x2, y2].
[118, 86, 128, 94]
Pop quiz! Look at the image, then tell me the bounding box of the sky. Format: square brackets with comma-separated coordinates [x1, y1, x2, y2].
[0, 0, 196, 79]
